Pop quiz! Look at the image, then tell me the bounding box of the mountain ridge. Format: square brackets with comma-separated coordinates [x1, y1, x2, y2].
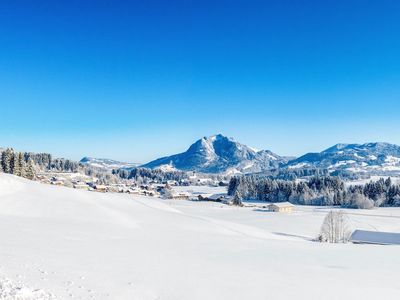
[80, 157, 140, 170]
[285, 142, 400, 175]
[142, 134, 287, 174]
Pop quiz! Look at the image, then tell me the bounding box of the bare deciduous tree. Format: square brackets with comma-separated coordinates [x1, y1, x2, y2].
[318, 210, 351, 243]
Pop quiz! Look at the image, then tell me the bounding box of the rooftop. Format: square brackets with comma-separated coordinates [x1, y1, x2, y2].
[268, 202, 295, 208]
[350, 230, 400, 245]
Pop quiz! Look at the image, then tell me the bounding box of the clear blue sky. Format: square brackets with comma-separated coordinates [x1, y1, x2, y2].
[0, 0, 399, 163]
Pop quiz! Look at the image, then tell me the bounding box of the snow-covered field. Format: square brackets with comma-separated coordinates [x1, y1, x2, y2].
[172, 185, 227, 195]
[0, 174, 400, 299]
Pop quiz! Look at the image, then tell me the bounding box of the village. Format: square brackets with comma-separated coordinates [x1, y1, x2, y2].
[34, 171, 303, 211]
[35, 171, 231, 200]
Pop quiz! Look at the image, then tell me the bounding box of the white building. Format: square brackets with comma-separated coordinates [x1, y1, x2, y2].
[350, 230, 400, 245]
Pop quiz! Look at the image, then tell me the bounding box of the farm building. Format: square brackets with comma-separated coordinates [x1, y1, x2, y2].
[127, 188, 141, 195]
[170, 192, 190, 200]
[350, 230, 400, 245]
[51, 180, 65, 186]
[198, 194, 233, 204]
[73, 183, 89, 190]
[94, 185, 108, 193]
[268, 202, 295, 213]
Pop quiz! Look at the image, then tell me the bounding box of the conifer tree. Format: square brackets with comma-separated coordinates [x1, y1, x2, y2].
[1, 148, 13, 173]
[13, 152, 22, 176]
[25, 158, 36, 180]
[232, 190, 243, 206]
[18, 152, 25, 177]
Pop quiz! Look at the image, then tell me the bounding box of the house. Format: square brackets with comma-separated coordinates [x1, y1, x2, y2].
[170, 192, 190, 200]
[39, 178, 51, 185]
[197, 194, 213, 201]
[166, 180, 178, 186]
[268, 202, 295, 213]
[127, 188, 141, 195]
[73, 183, 89, 190]
[198, 193, 233, 204]
[51, 180, 65, 186]
[94, 185, 108, 193]
[36, 175, 47, 181]
[350, 230, 400, 245]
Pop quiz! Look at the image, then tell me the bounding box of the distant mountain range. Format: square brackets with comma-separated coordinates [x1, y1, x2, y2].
[142, 134, 289, 174]
[285, 142, 400, 175]
[81, 136, 400, 176]
[80, 157, 140, 170]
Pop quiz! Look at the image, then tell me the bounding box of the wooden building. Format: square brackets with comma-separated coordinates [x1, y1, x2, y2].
[268, 202, 294, 213]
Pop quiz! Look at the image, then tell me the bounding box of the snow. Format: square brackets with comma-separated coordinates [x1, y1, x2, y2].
[1, 174, 400, 299]
[0, 277, 55, 300]
[385, 155, 400, 164]
[154, 164, 177, 172]
[287, 162, 309, 169]
[172, 185, 227, 195]
[80, 158, 140, 170]
[264, 153, 278, 160]
[329, 160, 356, 168]
[248, 146, 259, 153]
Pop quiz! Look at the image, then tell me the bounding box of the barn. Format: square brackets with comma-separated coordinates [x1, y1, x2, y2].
[350, 230, 400, 245]
[267, 202, 295, 213]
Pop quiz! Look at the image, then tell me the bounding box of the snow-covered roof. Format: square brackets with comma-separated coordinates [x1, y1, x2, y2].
[268, 202, 295, 208]
[208, 193, 227, 200]
[171, 192, 190, 197]
[94, 185, 107, 189]
[350, 230, 400, 245]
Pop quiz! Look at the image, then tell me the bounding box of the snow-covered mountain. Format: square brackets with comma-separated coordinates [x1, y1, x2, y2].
[286, 142, 400, 175]
[80, 157, 140, 170]
[142, 134, 287, 174]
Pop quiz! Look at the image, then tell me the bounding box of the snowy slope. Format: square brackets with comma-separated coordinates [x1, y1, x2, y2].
[80, 157, 140, 170]
[142, 134, 286, 174]
[0, 174, 400, 299]
[286, 142, 400, 175]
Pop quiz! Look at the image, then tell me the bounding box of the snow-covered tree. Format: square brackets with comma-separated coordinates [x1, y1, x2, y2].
[1, 148, 13, 173]
[13, 152, 22, 176]
[318, 210, 351, 243]
[24, 158, 36, 180]
[232, 190, 243, 206]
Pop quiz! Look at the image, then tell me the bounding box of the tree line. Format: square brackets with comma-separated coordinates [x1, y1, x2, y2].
[113, 167, 189, 184]
[1, 148, 83, 178]
[0, 148, 36, 179]
[228, 175, 400, 208]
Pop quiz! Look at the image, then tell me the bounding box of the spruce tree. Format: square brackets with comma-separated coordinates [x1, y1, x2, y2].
[13, 152, 22, 176]
[232, 190, 243, 206]
[0, 151, 4, 172]
[25, 158, 36, 180]
[1, 148, 13, 173]
[10, 150, 15, 174]
[18, 152, 25, 177]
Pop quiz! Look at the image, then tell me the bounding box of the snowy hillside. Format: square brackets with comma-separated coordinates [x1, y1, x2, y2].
[1, 173, 400, 299]
[142, 134, 287, 174]
[80, 157, 140, 170]
[286, 142, 400, 175]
